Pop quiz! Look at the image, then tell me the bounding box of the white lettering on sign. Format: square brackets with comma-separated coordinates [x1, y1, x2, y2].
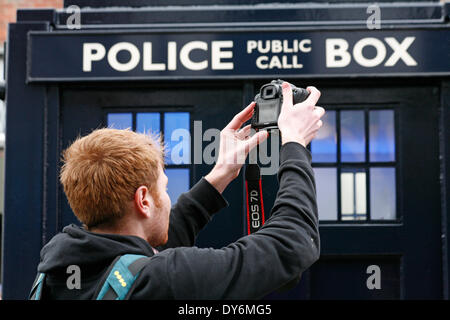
[325, 38, 351, 68]
[247, 39, 311, 70]
[107, 42, 140, 72]
[81, 36, 418, 74]
[179, 41, 208, 71]
[326, 36, 417, 68]
[143, 42, 166, 71]
[353, 37, 386, 67]
[83, 43, 106, 72]
[167, 42, 177, 71]
[212, 41, 234, 70]
[383, 37, 417, 67]
[256, 55, 303, 69]
[246, 39, 311, 54]
[82, 40, 234, 72]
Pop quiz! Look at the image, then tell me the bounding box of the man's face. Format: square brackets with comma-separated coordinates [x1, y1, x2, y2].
[149, 166, 171, 246]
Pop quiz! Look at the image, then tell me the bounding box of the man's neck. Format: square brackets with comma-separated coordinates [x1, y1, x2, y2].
[89, 223, 147, 242]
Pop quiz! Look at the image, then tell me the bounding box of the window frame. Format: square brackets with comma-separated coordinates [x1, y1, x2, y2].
[103, 106, 195, 202]
[310, 104, 401, 225]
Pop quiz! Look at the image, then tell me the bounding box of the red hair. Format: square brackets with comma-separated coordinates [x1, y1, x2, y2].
[60, 128, 164, 228]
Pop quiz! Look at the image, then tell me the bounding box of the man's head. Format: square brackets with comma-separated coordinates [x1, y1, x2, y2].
[60, 128, 171, 246]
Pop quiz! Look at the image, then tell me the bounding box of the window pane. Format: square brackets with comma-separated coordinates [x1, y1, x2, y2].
[355, 172, 367, 215]
[370, 110, 395, 162]
[136, 112, 160, 135]
[341, 170, 367, 220]
[340, 111, 365, 162]
[165, 168, 190, 204]
[107, 113, 132, 129]
[311, 111, 337, 163]
[341, 172, 355, 216]
[164, 113, 190, 165]
[370, 167, 396, 220]
[313, 168, 337, 220]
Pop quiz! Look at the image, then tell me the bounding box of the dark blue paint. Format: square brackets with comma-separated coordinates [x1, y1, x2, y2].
[2, 22, 50, 299]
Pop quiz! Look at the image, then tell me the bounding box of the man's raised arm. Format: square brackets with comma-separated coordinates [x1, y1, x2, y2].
[158, 102, 269, 250]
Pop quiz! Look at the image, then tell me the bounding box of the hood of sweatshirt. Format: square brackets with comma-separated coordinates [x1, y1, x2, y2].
[37, 224, 155, 275]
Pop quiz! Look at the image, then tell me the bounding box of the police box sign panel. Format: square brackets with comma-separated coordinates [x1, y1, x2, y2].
[27, 28, 450, 81]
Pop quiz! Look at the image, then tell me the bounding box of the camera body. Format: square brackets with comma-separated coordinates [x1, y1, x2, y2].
[251, 79, 310, 130]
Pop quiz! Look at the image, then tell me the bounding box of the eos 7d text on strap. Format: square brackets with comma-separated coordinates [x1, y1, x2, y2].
[245, 163, 265, 234]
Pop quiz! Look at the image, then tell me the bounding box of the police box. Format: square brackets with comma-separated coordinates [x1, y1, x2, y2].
[2, 0, 450, 300]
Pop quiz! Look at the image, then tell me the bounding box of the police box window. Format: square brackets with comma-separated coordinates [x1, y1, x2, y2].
[107, 111, 191, 204]
[310, 108, 396, 222]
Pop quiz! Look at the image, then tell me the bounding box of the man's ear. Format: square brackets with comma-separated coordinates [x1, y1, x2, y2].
[134, 186, 154, 218]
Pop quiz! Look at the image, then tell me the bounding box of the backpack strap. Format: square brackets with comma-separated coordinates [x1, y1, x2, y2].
[95, 254, 150, 300]
[29, 272, 46, 300]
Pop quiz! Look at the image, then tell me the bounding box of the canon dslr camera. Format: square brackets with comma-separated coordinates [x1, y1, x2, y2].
[251, 79, 309, 130]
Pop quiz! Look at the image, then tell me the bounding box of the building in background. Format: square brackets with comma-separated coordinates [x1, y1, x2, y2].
[1, 0, 450, 300]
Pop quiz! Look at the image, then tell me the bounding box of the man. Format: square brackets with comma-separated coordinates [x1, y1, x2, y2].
[33, 82, 324, 299]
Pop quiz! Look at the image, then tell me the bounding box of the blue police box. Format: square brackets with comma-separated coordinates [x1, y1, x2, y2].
[2, 0, 450, 299]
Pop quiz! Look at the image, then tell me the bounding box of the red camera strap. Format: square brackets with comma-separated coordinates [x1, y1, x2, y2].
[245, 163, 266, 234]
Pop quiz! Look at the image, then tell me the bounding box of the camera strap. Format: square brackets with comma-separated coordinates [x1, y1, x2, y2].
[245, 163, 265, 234]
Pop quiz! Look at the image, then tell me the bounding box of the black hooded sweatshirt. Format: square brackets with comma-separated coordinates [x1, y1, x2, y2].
[35, 142, 320, 299]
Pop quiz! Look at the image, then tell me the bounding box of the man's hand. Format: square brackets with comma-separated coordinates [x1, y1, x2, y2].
[278, 82, 325, 147]
[205, 102, 269, 193]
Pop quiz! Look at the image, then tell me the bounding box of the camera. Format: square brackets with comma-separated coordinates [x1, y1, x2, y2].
[251, 79, 310, 130]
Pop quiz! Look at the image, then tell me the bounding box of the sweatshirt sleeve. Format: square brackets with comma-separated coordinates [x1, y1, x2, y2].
[155, 142, 320, 299]
[158, 177, 229, 250]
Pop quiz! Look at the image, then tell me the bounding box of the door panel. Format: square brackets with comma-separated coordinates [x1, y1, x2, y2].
[262, 83, 442, 299]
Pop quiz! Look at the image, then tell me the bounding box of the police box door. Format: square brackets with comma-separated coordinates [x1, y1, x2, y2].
[258, 79, 443, 300]
[58, 81, 248, 250]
